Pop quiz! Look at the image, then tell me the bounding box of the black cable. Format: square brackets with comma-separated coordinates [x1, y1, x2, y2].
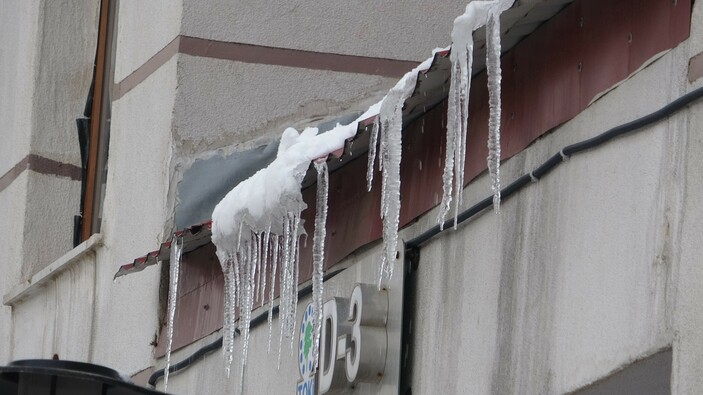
[148, 267, 346, 387]
[406, 86, 703, 250]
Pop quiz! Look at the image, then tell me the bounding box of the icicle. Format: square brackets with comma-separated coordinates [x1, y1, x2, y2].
[369, 48, 449, 287]
[254, 233, 261, 303]
[486, 8, 503, 212]
[278, 214, 293, 369]
[268, 236, 279, 353]
[237, 233, 259, 391]
[164, 234, 182, 391]
[260, 227, 271, 303]
[290, 213, 302, 353]
[366, 119, 380, 191]
[438, 0, 513, 227]
[312, 161, 329, 370]
[221, 255, 235, 378]
[377, 90, 405, 287]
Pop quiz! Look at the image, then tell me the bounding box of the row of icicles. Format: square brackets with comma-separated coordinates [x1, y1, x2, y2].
[162, 1, 511, 391]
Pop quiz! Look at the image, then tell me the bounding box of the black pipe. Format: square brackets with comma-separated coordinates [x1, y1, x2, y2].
[406, 85, 703, 250]
[148, 268, 345, 387]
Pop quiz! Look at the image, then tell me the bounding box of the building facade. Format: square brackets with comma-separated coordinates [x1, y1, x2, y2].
[2, 0, 703, 394]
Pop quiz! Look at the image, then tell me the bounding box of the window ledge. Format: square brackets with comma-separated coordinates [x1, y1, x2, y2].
[3, 234, 103, 306]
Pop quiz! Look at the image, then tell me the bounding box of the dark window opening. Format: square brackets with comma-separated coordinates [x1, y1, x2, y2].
[75, 0, 117, 246]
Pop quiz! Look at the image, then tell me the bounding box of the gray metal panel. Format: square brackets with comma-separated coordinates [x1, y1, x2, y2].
[175, 141, 279, 229]
[570, 349, 672, 395]
[175, 112, 364, 229]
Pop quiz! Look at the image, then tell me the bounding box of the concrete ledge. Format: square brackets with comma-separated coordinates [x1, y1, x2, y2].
[3, 233, 102, 306]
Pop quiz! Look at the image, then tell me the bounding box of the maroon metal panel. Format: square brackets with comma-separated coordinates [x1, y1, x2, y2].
[155, 244, 225, 357]
[399, 105, 447, 226]
[177, 243, 221, 296]
[578, 0, 632, 108]
[465, 0, 690, 184]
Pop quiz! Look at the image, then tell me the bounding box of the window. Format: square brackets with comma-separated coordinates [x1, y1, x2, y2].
[76, 0, 117, 245]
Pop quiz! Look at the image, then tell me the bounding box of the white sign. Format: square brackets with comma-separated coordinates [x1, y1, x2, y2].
[296, 243, 404, 395]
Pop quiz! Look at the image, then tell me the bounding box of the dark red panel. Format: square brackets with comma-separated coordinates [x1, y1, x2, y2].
[465, 0, 690, 185]
[156, 246, 225, 356]
[399, 106, 447, 226]
[578, 0, 632, 107]
[177, 243, 221, 296]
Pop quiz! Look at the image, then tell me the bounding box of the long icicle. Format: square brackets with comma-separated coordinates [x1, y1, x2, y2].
[378, 96, 404, 287]
[164, 234, 182, 390]
[278, 214, 292, 369]
[260, 226, 271, 303]
[486, 8, 503, 211]
[290, 212, 301, 353]
[268, 236, 279, 353]
[454, 44, 473, 229]
[312, 161, 329, 370]
[221, 255, 235, 378]
[366, 119, 380, 191]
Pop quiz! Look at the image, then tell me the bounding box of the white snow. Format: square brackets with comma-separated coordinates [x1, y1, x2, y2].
[163, 234, 182, 391]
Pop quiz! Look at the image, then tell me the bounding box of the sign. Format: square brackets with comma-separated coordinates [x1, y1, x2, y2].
[297, 304, 317, 395]
[296, 243, 404, 394]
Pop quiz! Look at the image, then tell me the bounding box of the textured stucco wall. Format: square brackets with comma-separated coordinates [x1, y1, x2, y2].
[114, 0, 183, 82]
[11, 252, 96, 361]
[30, 0, 98, 167]
[0, 173, 28, 365]
[0, 0, 95, 363]
[88, 56, 179, 375]
[21, 172, 82, 279]
[2, 0, 98, 278]
[0, 1, 38, 175]
[181, 0, 468, 62]
[173, 55, 396, 155]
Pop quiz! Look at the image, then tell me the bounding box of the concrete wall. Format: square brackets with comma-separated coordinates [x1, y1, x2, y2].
[2, 1, 703, 395]
[172, 55, 396, 155]
[10, 252, 97, 361]
[181, 0, 468, 62]
[0, 0, 39, 366]
[0, 0, 96, 364]
[0, 173, 28, 364]
[0, 1, 37, 175]
[114, 0, 182, 82]
[89, 54, 180, 374]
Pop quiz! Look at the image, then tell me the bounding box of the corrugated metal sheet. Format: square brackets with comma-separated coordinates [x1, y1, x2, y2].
[114, 221, 212, 278]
